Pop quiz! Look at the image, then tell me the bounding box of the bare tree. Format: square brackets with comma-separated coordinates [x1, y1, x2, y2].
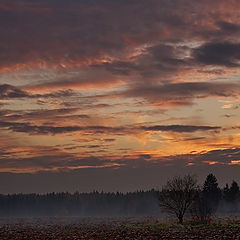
[158, 174, 198, 224]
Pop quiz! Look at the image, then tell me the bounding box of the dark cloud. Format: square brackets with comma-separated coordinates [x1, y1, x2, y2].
[95, 61, 139, 76]
[0, 84, 29, 99]
[193, 41, 240, 67]
[90, 43, 190, 83]
[103, 138, 116, 142]
[194, 148, 240, 164]
[0, 84, 75, 100]
[0, 0, 238, 96]
[67, 156, 109, 167]
[141, 125, 220, 133]
[217, 21, 240, 34]
[0, 109, 90, 130]
[35, 89, 75, 98]
[0, 121, 81, 134]
[21, 108, 88, 119]
[224, 114, 234, 118]
[123, 82, 240, 106]
[182, 137, 206, 141]
[0, 0, 239, 70]
[0, 121, 126, 135]
[223, 126, 240, 131]
[134, 147, 240, 168]
[0, 155, 109, 170]
[146, 44, 187, 68]
[29, 42, 188, 91]
[0, 120, 221, 135]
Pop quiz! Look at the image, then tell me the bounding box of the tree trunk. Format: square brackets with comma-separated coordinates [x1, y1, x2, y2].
[178, 214, 183, 224]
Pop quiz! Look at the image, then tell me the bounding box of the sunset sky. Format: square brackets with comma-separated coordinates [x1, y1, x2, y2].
[0, 0, 240, 193]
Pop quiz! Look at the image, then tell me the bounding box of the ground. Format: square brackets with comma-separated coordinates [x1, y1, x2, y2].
[0, 217, 240, 239]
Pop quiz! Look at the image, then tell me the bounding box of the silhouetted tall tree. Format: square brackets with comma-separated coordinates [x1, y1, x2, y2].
[229, 181, 240, 201]
[202, 174, 221, 214]
[224, 181, 240, 212]
[223, 184, 230, 201]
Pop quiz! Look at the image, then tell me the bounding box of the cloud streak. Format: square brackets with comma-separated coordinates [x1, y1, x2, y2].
[123, 82, 240, 106]
[0, 84, 75, 100]
[141, 125, 220, 133]
[0, 120, 221, 135]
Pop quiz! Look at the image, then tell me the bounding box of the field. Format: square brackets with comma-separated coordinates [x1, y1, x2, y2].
[0, 217, 240, 239]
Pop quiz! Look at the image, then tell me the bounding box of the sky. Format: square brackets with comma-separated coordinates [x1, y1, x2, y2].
[0, 0, 240, 193]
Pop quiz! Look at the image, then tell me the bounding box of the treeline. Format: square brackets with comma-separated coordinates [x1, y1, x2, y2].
[0, 190, 159, 217]
[0, 174, 240, 218]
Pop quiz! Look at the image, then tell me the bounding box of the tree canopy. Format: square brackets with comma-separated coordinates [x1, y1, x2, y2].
[158, 174, 198, 224]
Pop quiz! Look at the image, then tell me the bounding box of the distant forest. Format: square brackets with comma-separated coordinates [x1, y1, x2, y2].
[1, 174, 240, 217]
[0, 190, 159, 217]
